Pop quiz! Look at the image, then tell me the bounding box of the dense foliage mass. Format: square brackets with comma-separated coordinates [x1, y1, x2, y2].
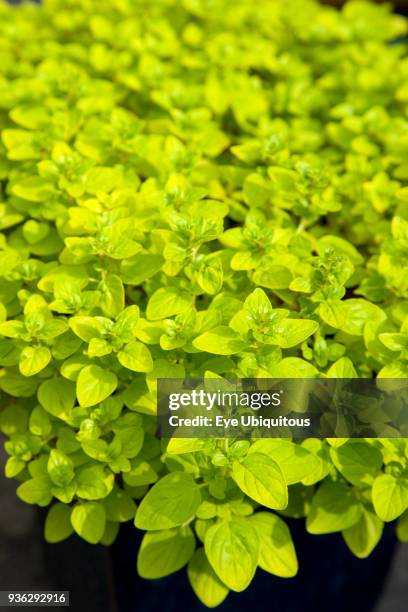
[0, 0, 407, 606]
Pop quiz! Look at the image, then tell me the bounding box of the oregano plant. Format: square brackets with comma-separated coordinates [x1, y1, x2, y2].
[0, 0, 407, 607]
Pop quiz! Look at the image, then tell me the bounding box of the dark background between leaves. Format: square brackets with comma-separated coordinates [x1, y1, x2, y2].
[1, 444, 408, 612]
